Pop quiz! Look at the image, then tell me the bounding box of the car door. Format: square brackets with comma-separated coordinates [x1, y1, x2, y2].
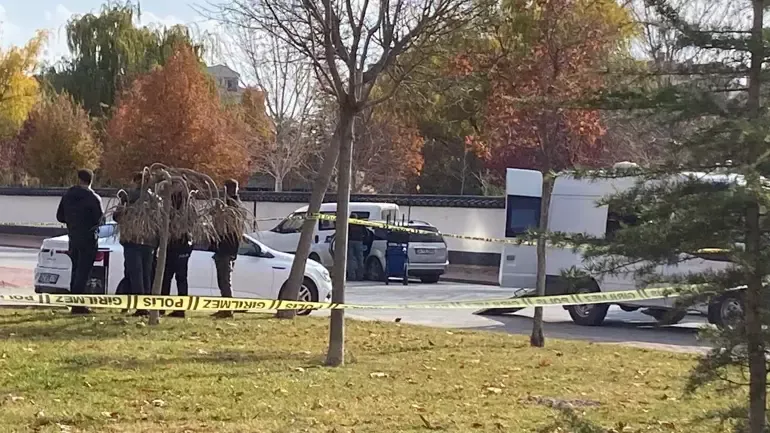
[231, 238, 276, 299]
[186, 244, 215, 296]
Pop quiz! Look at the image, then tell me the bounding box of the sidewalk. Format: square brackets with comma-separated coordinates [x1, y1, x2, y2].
[0, 234, 44, 249]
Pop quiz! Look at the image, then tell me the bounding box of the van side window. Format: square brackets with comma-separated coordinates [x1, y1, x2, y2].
[505, 195, 541, 237]
[381, 209, 396, 221]
[605, 207, 639, 240]
[318, 212, 336, 231]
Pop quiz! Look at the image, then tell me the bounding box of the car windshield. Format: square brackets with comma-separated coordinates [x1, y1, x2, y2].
[98, 224, 117, 238]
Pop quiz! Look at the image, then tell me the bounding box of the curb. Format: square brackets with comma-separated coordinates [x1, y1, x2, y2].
[441, 277, 498, 286]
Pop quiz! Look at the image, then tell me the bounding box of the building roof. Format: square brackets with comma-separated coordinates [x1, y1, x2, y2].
[206, 64, 240, 79]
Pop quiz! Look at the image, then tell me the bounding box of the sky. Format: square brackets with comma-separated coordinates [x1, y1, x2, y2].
[0, 0, 218, 63]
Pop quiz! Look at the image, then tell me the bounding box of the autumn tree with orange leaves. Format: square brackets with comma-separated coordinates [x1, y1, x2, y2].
[104, 44, 252, 184]
[354, 109, 424, 193]
[468, 0, 635, 347]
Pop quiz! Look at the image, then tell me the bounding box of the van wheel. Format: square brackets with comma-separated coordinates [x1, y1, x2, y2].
[566, 283, 609, 326]
[366, 258, 384, 281]
[420, 274, 441, 284]
[708, 292, 744, 329]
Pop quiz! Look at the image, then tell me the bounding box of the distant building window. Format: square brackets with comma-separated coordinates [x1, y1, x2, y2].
[226, 79, 238, 91]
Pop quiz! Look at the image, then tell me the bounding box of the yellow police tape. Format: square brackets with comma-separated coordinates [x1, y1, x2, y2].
[0, 287, 679, 312]
[307, 213, 730, 254]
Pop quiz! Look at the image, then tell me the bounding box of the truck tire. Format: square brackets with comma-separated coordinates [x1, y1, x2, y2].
[708, 292, 744, 329]
[567, 282, 609, 326]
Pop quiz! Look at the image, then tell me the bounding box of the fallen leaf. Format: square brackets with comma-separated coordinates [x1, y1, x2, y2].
[22, 347, 34, 353]
[152, 399, 166, 407]
[10, 395, 24, 402]
[35, 410, 45, 418]
[486, 387, 503, 395]
[293, 367, 305, 373]
[445, 331, 454, 335]
[275, 388, 289, 395]
[472, 422, 484, 428]
[197, 349, 209, 355]
[369, 372, 388, 378]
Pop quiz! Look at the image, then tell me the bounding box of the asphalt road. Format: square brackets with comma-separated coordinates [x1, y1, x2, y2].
[0, 246, 711, 353]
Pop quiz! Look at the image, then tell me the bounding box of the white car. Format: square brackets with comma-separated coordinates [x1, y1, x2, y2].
[34, 223, 332, 314]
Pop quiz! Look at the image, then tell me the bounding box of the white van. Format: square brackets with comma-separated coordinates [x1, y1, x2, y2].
[255, 202, 399, 260]
[498, 167, 736, 327]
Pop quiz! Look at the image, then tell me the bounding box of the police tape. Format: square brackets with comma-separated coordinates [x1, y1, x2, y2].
[308, 213, 731, 254]
[0, 287, 680, 312]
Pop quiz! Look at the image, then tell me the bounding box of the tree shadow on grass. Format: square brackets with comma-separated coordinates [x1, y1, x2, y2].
[0, 314, 134, 341]
[54, 349, 323, 376]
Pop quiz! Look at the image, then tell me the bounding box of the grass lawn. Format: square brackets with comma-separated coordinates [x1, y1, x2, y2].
[0, 309, 743, 432]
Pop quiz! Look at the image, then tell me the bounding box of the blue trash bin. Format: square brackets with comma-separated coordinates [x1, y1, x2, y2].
[385, 242, 409, 285]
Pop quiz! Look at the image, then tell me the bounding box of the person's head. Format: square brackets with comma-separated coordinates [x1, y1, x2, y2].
[77, 169, 93, 187]
[132, 172, 144, 188]
[224, 179, 239, 197]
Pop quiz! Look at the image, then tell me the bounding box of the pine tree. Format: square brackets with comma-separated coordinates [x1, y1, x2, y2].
[561, 0, 768, 430]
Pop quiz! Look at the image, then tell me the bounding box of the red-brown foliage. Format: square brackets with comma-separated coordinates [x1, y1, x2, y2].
[475, 0, 632, 175]
[355, 109, 424, 193]
[104, 45, 251, 184]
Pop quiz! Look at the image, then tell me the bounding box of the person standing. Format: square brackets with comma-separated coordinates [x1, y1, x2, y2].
[56, 169, 103, 315]
[347, 213, 366, 281]
[160, 189, 193, 318]
[114, 172, 157, 316]
[212, 179, 241, 319]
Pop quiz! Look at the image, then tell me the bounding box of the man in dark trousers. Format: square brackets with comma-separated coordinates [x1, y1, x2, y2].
[56, 169, 103, 315]
[212, 179, 241, 319]
[347, 213, 367, 281]
[160, 189, 193, 318]
[114, 172, 157, 316]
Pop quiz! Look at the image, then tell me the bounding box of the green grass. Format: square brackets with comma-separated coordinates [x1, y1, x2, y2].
[0, 309, 742, 432]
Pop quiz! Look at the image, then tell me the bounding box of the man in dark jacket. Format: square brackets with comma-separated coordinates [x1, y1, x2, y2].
[160, 189, 193, 318]
[114, 172, 157, 316]
[56, 169, 103, 315]
[347, 213, 367, 281]
[212, 179, 241, 319]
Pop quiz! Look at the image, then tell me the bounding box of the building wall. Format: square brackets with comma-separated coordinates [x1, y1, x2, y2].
[0, 189, 506, 265]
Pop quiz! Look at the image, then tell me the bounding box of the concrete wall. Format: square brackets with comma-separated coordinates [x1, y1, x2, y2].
[0, 192, 506, 265]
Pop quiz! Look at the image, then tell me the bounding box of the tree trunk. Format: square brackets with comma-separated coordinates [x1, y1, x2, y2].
[149, 182, 172, 326]
[326, 109, 354, 367]
[274, 176, 283, 192]
[530, 174, 554, 347]
[275, 111, 348, 319]
[745, 2, 765, 431]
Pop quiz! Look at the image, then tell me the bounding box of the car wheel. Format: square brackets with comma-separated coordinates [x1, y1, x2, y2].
[420, 274, 441, 284]
[366, 257, 385, 281]
[309, 253, 321, 263]
[297, 278, 319, 316]
[709, 292, 744, 329]
[566, 283, 609, 326]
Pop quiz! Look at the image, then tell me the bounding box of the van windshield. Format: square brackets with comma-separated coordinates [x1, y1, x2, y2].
[506, 195, 541, 237]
